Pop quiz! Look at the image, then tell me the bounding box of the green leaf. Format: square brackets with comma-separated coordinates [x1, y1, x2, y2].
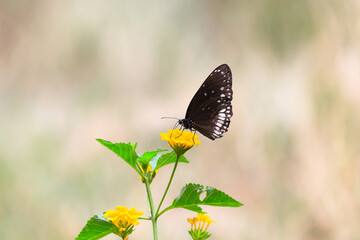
[76, 215, 117, 240]
[96, 139, 138, 172]
[161, 183, 243, 215]
[138, 149, 167, 165]
[183, 205, 203, 213]
[153, 151, 189, 170]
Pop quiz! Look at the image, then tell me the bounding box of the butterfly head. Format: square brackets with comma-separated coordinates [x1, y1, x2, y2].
[178, 118, 195, 130]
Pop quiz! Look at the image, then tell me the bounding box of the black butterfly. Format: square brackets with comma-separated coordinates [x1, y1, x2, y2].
[178, 64, 233, 140]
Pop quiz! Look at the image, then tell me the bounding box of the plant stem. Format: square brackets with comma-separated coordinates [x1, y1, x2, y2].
[145, 179, 158, 240]
[155, 154, 180, 219]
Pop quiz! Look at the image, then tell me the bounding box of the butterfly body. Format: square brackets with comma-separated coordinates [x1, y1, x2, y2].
[178, 64, 233, 140]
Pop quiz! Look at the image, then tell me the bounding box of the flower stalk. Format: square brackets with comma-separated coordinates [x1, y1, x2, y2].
[155, 153, 180, 218]
[144, 175, 158, 240]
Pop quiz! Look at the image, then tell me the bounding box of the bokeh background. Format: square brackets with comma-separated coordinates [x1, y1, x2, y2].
[1, 1, 360, 239]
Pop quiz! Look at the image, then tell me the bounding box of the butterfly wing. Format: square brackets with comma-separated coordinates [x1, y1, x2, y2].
[185, 64, 233, 140]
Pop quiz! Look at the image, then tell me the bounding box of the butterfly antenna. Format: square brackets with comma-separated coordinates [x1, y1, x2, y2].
[161, 117, 180, 120]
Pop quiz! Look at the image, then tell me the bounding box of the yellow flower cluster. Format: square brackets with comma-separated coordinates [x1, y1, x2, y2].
[160, 129, 200, 155]
[187, 213, 216, 232]
[103, 206, 143, 233]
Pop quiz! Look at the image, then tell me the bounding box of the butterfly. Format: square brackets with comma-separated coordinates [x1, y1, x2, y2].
[178, 64, 233, 140]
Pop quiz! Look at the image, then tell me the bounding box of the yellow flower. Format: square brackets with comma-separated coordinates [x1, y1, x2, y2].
[103, 206, 143, 239]
[160, 129, 200, 155]
[187, 214, 216, 240]
[187, 217, 199, 231]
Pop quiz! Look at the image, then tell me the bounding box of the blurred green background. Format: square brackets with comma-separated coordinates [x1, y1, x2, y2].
[1, 1, 359, 239]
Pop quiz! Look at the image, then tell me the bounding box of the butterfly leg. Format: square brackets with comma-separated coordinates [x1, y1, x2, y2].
[175, 127, 185, 139]
[170, 121, 180, 139]
[191, 129, 197, 144]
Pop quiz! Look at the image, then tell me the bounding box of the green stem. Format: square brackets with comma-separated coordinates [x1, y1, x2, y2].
[156, 208, 168, 219]
[145, 179, 158, 240]
[155, 154, 180, 219]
